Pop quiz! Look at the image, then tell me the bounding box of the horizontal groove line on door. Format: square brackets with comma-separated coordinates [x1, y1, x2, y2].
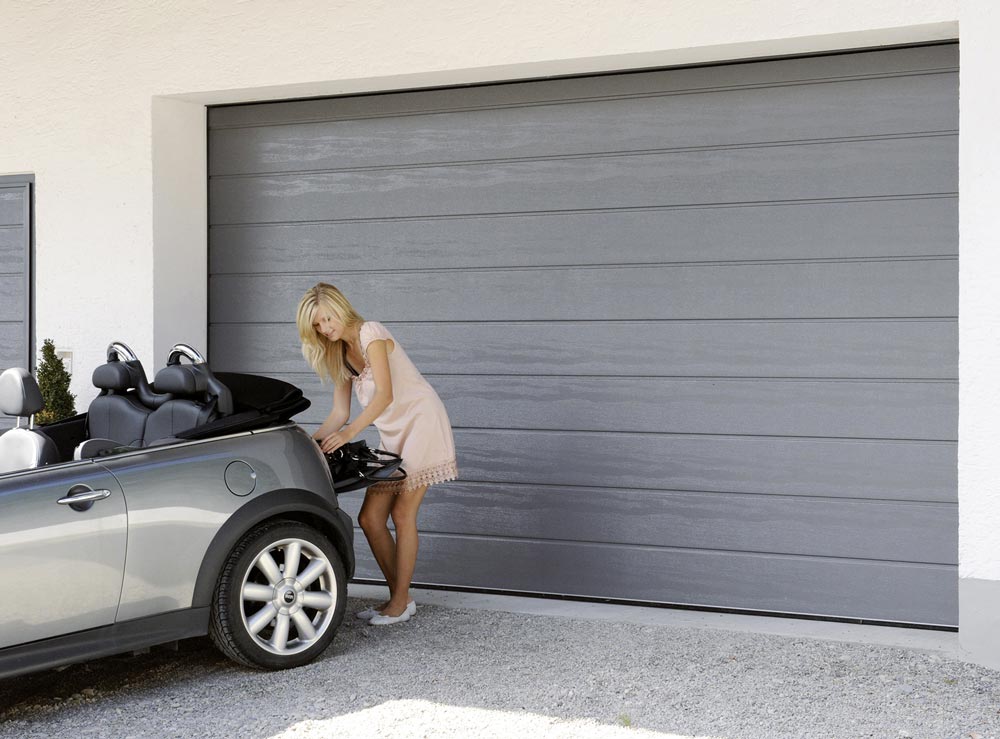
[209, 131, 958, 180]
[427, 374, 958, 383]
[429, 477, 960, 505]
[209, 255, 958, 279]
[295, 419, 958, 444]
[211, 255, 959, 278]
[207, 193, 959, 228]
[0, 224, 24, 230]
[271, 371, 959, 383]
[446, 426, 958, 443]
[209, 67, 958, 130]
[346, 526, 957, 568]
[210, 316, 960, 326]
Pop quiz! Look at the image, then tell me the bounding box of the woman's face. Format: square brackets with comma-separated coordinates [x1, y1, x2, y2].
[311, 307, 347, 343]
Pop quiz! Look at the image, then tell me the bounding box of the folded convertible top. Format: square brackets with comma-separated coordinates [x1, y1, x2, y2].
[176, 372, 311, 440]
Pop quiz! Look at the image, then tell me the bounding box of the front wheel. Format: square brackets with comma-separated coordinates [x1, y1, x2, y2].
[209, 520, 347, 670]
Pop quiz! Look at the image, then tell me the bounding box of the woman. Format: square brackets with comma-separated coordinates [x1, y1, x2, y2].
[296, 283, 458, 625]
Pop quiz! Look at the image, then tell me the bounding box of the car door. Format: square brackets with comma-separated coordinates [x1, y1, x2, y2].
[0, 461, 127, 648]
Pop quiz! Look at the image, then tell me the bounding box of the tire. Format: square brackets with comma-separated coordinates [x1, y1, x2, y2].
[209, 519, 347, 670]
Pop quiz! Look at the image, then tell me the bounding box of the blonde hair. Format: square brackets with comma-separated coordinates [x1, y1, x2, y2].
[296, 282, 365, 386]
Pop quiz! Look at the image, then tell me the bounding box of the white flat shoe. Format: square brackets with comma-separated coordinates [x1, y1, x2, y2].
[356, 600, 415, 620]
[369, 609, 411, 625]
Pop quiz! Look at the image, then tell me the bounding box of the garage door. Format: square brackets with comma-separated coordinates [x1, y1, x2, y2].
[0, 176, 32, 431]
[207, 43, 958, 625]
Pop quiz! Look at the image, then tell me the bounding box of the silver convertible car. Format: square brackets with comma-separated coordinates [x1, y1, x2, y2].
[0, 342, 359, 678]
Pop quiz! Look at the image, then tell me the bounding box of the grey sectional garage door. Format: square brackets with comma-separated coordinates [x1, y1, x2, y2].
[208, 43, 959, 625]
[0, 176, 32, 431]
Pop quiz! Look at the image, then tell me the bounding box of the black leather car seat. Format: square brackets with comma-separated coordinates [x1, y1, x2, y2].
[0, 368, 60, 474]
[143, 345, 232, 446]
[76, 343, 173, 458]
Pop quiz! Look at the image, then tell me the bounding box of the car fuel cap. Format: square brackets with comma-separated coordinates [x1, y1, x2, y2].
[225, 460, 257, 496]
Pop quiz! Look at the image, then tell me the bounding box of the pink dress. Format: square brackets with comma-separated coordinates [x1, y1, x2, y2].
[352, 321, 458, 493]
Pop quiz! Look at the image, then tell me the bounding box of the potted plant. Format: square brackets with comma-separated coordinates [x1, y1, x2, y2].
[35, 339, 76, 424]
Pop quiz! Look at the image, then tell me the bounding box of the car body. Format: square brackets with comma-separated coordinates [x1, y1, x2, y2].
[0, 343, 357, 678]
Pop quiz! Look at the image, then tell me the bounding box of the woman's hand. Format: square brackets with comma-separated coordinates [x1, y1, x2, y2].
[318, 429, 353, 454]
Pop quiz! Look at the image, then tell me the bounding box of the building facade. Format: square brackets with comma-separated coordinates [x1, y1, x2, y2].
[2, 1, 998, 668]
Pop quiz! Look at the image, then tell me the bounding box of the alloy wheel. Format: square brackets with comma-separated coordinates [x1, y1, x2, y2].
[238, 537, 338, 655]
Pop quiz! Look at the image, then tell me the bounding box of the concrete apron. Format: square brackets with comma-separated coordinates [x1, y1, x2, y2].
[349, 583, 960, 659]
[960, 577, 1000, 671]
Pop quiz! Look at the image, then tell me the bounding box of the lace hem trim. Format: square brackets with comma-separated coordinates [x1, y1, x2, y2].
[368, 459, 458, 494]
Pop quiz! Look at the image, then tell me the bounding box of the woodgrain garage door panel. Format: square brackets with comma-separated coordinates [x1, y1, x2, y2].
[0, 229, 26, 273]
[282, 374, 956, 440]
[337, 487, 956, 564]
[0, 325, 22, 371]
[209, 137, 956, 224]
[0, 179, 30, 431]
[210, 320, 957, 379]
[209, 44, 959, 623]
[211, 198, 957, 274]
[293, 422, 955, 504]
[208, 44, 956, 129]
[0, 190, 24, 226]
[211, 259, 956, 322]
[448, 429, 957, 504]
[0, 276, 25, 322]
[210, 74, 956, 175]
[351, 535, 956, 625]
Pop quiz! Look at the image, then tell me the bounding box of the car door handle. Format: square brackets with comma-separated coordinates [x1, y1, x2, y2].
[57, 487, 112, 506]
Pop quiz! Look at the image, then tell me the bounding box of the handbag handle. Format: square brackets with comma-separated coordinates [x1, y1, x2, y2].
[326, 441, 407, 491]
[357, 447, 408, 484]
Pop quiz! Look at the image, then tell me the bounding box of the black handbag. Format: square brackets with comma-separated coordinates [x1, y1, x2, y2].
[323, 440, 407, 493]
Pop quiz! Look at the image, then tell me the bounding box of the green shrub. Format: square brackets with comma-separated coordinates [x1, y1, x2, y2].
[35, 339, 76, 424]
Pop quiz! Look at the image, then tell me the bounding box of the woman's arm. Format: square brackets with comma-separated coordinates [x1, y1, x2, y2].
[313, 378, 352, 442]
[317, 339, 394, 453]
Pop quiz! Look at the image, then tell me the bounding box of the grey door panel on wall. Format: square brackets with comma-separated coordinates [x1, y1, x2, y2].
[212, 260, 956, 321]
[208, 43, 959, 624]
[208, 43, 957, 129]
[211, 198, 958, 273]
[268, 373, 958, 441]
[210, 320, 957, 380]
[339, 483, 957, 564]
[209, 136, 955, 223]
[210, 72, 955, 175]
[0, 177, 31, 431]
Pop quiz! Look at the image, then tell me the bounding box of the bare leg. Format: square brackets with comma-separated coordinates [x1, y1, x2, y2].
[381, 484, 428, 616]
[357, 487, 399, 608]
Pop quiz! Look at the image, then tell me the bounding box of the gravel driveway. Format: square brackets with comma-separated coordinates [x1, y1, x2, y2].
[1, 596, 998, 739]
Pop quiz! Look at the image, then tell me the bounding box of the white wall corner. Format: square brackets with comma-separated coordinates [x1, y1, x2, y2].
[958, 0, 1000, 667]
[958, 0, 1000, 580]
[151, 97, 208, 366]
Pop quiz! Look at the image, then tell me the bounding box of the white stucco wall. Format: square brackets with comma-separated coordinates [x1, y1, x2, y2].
[7, 0, 1000, 661]
[958, 1, 1000, 581]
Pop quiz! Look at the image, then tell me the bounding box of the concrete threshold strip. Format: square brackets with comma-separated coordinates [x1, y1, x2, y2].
[348, 582, 960, 658]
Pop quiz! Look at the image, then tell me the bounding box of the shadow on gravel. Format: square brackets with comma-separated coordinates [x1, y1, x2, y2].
[0, 599, 375, 726]
[0, 637, 228, 719]
[1, 597, 999, 739]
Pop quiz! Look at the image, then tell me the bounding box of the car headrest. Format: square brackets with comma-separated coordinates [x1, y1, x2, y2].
[162, 345, 233, 416]
[0, 367, 44, 417]
[93, 362, 133, 391]
[92, 358, 173, 409]
[154, 364, 209, 395]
